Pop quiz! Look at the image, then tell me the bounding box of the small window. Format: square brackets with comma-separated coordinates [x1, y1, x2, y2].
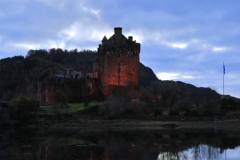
[133, 68, 135, 72]
[118, 54, 120, 57]
[118, 68, 120, 73]
[118, 63, 120, 67]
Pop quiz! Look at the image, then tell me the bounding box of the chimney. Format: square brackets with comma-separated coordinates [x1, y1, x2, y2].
[128, 36, 133, 41]
[114, 27, 122, 44]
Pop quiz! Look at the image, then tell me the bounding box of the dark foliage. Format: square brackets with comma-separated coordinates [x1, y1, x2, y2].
[0, 56, 63, 100]
[168, 108, 179, 116]
[221, 98, 240, 106]
[0, 49, 96, 100]
[26, 48, 97, 71]
[183, 108, 199, 117]
[84, 102, 88, 107]
[153, 108, 163, 117]
[220, 98, 240, 111]
[80, 105, 99, 115]
[8, 95, 38, 122]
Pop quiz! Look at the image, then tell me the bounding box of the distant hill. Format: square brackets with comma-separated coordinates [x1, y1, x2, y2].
[139, 63, 159, 87]
[223, 95, 240, 102]
[0, 48, 239, 102]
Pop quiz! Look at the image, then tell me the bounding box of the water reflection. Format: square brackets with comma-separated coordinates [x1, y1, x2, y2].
[0, 128, 239, 160]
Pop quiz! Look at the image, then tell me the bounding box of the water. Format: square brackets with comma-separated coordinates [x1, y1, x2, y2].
[0, 128, 240, 160]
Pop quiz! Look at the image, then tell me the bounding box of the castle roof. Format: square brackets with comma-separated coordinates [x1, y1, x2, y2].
[102, 36, 107, 41]
[101, 27, 139, 46]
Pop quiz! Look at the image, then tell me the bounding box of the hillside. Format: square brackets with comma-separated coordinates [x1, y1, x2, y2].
[139, 63, 159, 87]
[0, 49, 159, 100]
[0, 48, 238, 102]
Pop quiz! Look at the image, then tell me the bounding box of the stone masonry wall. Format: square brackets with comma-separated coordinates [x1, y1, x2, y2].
[29, 77, 99, 106]
[98, 27, 140, 95]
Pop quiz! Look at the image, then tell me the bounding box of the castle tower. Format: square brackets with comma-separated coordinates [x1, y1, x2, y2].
[97, 27, 140, 91]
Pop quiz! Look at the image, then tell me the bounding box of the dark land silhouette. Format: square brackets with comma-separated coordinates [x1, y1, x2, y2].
[0, 28, 239, 125]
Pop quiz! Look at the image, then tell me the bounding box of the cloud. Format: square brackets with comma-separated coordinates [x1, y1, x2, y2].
[212, 47, 227, 52]
[14, 43, 41, 50]
[157, 72, 195, 81]
[1, 0, 240, 98]
[167, 42, 188, 49]
[157, 72, 180, 81]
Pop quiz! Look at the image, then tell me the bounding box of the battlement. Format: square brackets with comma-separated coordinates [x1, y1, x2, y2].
[98, 27, 140, 56]
[98, 44, 140, 55]
[114, 27, 122, 44]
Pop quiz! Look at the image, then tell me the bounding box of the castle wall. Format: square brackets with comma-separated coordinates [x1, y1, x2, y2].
[98, 27, 140, 95]
[99, 51, 139, 87]
[29, 77, 99, 106]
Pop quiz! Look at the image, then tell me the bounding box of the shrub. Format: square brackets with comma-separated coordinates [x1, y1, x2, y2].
[98, 95, 129, 119]
[176, 98, 192, 110]
[200, 100, 218, 116]
[8, 95, 38, 122]
[84, 102, 88, 107]
[51, 103, 71, 120]
[154, 108, 163, 117]
[124, 102, 144, 117]
[168, 108, 179, 116]
[52, 103, 70, 115]
[220, 99, 240, 111]
[98, 88, 146, 119]
[81, 105, 99, 115]
[184, 108, 199, 117]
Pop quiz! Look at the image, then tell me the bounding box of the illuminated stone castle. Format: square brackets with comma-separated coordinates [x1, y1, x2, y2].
[95, 27, 140, 93]
[29, 27, 141, 105]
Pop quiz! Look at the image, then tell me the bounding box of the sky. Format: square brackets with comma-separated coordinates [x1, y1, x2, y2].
[0, 0, 240, 98]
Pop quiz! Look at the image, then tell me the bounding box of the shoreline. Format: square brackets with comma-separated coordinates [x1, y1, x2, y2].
[1, 119, 240, 130]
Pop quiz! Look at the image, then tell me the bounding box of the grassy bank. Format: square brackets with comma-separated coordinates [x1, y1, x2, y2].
[31, 100, 240, 130]
[39, 101, 103, 114]
[2, 99, 240, 130]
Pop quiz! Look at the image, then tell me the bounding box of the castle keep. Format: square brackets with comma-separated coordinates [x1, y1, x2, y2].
[29, 27, 141, 105]
[96, 27, 140, 88]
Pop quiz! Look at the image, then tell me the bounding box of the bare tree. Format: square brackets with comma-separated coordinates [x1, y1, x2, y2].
[159, 81, 185, 106]
[149, 81, 161, 103]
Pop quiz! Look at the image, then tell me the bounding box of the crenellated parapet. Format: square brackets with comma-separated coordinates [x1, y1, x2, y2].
[98, 28, 140, 57]
[98, 44, 140, 56]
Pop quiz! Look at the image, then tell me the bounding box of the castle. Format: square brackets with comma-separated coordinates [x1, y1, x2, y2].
[97, 27, 141, 95]
[28, 27, 141, 105]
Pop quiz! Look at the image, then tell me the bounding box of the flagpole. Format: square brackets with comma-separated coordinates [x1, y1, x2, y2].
[223, 62, 224, 98]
